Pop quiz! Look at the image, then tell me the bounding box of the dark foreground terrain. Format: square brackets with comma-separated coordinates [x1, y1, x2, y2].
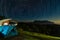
[1, 20, 60, 40]
[18, 20, 60, 37]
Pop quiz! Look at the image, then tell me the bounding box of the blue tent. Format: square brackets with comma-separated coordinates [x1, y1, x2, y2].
[0, 25, 18, 38]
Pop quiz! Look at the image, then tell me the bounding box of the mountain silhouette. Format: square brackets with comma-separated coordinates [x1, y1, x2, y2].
[33, 20, 54, 25]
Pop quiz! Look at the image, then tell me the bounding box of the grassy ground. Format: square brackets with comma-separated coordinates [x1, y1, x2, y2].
[1, 28, 60, 40]
[18, 29, 60, 40]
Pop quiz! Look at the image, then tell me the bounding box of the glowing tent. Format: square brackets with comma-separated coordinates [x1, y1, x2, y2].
[0, 19, 18, 38]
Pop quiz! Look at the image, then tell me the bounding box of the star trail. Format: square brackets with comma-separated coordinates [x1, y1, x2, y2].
[0, 0, 60, 22]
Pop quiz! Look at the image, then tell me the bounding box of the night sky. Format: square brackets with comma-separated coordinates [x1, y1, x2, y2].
[0, 0, 60, 22]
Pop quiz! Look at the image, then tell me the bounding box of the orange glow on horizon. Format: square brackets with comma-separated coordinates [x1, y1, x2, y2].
[50, 20, 60, 24]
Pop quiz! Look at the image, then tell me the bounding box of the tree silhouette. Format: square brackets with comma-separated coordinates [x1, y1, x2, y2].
[0, 16, 6, 20]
